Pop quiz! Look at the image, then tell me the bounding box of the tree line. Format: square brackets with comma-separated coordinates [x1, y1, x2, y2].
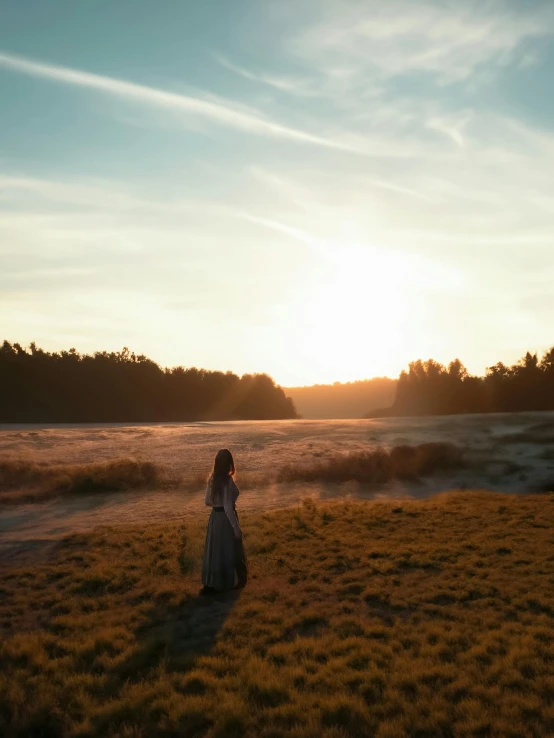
[367, 348, 554, 418]
[0, 342, 298, 423]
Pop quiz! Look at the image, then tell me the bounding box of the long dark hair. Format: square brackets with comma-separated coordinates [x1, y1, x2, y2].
[211, 448, 235, 504]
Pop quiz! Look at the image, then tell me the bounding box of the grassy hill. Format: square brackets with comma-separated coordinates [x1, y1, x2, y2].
[1, 491, 554, 736]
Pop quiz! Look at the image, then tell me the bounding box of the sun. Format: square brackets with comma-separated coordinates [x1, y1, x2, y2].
[289, 243, 427, 383]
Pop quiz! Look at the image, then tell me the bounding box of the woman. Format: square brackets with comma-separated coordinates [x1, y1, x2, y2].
[201, 448, 247, 594]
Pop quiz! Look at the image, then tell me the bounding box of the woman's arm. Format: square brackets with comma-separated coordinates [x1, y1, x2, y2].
[223, 481, 242, 539]
[205, 479, 212, 507]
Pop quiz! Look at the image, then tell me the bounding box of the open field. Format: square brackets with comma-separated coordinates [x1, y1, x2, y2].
[1, 413, 553, 562]
[3, 412, 553, 497]
[2, 492, 554, 737]
[2, 416, 554, 735]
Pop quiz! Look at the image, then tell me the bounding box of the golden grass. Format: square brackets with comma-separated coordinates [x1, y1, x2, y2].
[277, 442, 464, 485]
[2, 491, 554, 736]
[0, 442, 463, 505]
[0, 459, 265, 505]
[0, 457, 182, 504]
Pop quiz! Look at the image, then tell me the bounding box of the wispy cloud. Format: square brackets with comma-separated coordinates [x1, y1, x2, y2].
[291, 0, 554, 85]
[237, 212, 325, 252]
[238, 210, 466, 296]
[0, 174, 220, 217]
[363, 177, 439, 204]
[0, 51, 360, 153]
[231, 96, 554, 276]
[215, 53, 320, 97]
[212, 3, 554, 162]
[425, 112, 472, 148]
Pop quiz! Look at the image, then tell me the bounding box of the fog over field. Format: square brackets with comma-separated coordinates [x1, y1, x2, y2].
[2, 412, 553, 561]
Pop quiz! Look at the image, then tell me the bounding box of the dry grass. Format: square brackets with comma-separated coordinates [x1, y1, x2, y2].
[0, 459, 267, 506]
[277, 442, 464, 485]
[2, 413, 553, 500]
[0, 443, 463, 505]
[2, 491, 554, 736]
[0, 457, 181, 503]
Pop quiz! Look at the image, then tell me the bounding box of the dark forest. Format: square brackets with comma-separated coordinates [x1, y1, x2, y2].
[367, 348, 554, 418]
[0, 342, 298, 422]
[3, 342, 554, 423]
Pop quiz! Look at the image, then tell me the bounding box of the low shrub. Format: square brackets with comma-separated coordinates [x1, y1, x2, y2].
[0, 457, 178, 500]
[277, 442, 463, 485]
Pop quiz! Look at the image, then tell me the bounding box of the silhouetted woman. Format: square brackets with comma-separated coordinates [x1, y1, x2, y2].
[201, 449, 247, 594]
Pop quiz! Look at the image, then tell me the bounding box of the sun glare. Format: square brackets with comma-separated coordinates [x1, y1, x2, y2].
[289, 243, 426, 382]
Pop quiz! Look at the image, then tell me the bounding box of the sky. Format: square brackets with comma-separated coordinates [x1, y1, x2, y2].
[1, 0, 554, 386]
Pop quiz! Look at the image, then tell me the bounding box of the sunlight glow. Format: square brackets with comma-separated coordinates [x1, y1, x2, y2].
[288, 242, 431, 383]
[2, 0, 553, 386]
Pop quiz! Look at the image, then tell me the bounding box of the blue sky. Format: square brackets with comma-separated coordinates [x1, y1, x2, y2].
[1, 0, 554, 385]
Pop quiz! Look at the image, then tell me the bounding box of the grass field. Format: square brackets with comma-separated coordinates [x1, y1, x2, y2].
[2, 414, 554, 506]
[0, 442, 462, 505]
[2, 491, 554, 737]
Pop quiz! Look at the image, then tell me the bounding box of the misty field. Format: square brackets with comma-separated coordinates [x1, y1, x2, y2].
[1, 413, 554, 555]
[2, 492, 554, 737]
[3, 413, 553, 497]
[1, 415, 554, 736]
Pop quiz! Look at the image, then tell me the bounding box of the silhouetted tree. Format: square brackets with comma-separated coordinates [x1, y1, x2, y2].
[366, 347, 554, 418]
[0, 342, 298, 422]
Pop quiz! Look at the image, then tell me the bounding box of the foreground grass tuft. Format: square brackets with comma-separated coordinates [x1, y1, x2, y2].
[1, 491, 554, 736]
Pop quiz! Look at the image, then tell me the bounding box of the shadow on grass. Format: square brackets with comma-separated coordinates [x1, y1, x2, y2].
[79, 591, 241, 736]
[0, 539, 60, 570]
[115, 590, 240, 680]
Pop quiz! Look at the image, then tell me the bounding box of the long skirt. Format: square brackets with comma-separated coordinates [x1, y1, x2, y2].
[201, 509, 247, 591]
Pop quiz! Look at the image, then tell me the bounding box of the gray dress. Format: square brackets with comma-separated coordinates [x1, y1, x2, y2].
[201, 477, 243, 591]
